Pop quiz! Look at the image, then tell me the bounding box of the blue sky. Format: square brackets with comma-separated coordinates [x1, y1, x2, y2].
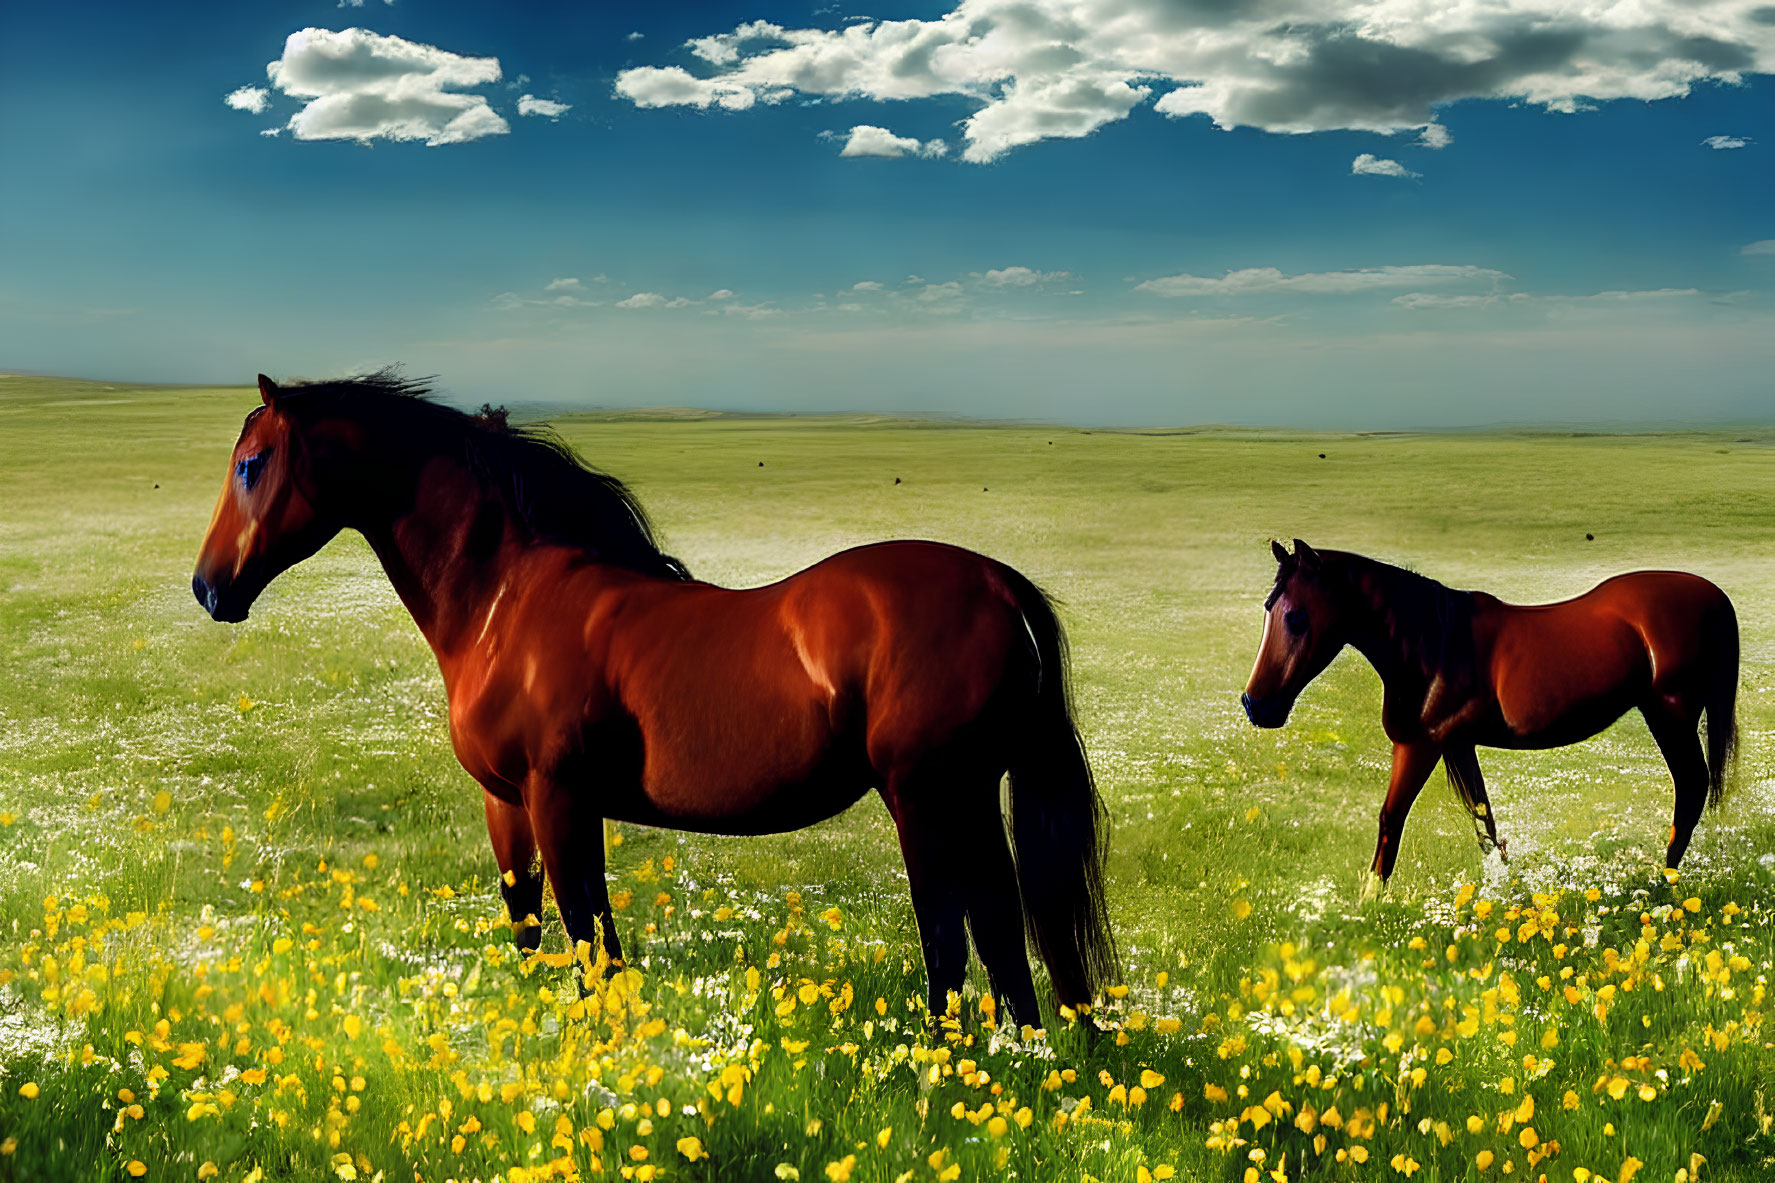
[1, 1, 1770, 426]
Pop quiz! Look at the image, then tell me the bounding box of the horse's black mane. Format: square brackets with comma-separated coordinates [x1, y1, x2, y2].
[279, 370, 690, 580]
[1282, 549, 1477, 688]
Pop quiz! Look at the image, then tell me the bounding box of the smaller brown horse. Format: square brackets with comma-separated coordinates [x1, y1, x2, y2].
[1244, 541, 1738, 895]
[191, 372, 1116, 1028]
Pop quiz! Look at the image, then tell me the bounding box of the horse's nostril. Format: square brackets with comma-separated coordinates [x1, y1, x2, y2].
[192, 574, 219, 616]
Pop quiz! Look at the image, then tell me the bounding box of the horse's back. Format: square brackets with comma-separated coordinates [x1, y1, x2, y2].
[1483, 569, 1732, 746]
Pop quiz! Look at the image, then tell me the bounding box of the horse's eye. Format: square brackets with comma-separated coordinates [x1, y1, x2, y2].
[237, 451, 269, 492]
[1284, 607, 1309, 636]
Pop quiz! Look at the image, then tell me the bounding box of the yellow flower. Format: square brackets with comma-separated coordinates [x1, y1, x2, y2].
[824, 1156, 856, 1182]
[198, 1165, 219, 1180]
[1141, 1069, 1166, 1089]
[1619, 1156, 1644, 1183]
[876, 1127, 892, 1150]
[1232, 898, 1253, 920]
[126, 1164, 147, 1178]
[677, 1137, 706, 1162]
[18, 1083, 39, 1099]
[1477, 1151, 1494, 1170]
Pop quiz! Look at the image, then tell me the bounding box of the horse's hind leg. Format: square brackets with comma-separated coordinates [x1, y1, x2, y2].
[882, 783, 970, 1021]
[958, 791, 1041, 1031]
[485, 790, 545, 953]
[1642, 699, 1709, 868]
[1443, 746, 1506, 862]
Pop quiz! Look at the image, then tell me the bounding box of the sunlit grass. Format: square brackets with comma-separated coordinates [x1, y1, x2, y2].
[0, 375, 1771, 1180]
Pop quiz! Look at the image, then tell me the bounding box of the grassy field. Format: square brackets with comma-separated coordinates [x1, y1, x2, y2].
[0, 373, 1770, 1183]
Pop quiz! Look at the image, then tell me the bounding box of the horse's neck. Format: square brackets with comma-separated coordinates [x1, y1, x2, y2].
[1341, 561, 1472, 695]
[357, 454, 514, 659]
[1341, 564, 1425, 687]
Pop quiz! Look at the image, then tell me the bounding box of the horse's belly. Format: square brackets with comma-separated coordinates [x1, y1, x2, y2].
[1489, 681, 1641, 749]
[628, 766, 875, 836]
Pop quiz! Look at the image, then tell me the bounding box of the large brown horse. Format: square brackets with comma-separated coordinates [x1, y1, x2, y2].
[191, 372, 1115, 1027]
[1244, 540, 1738, 896]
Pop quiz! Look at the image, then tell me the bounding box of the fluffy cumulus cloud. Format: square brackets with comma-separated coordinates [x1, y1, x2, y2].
[1137, 264, 1509, 297]
[517, 95, 571, 118]
[225, 86, 270, 114]
[1352, 153, 1419, 178]
[613, 1, 1775, 162]
[227, 27, 510, 145]
[1701, 134, 1750, 148]
[980, 266, 1070, 285]
[836, 124, 947, 157]
[1419, 123, 1453, 149]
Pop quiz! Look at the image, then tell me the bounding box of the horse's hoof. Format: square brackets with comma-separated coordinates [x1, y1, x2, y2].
[1359, 871, 1386, 904]
[1496, 840, 1510, 866]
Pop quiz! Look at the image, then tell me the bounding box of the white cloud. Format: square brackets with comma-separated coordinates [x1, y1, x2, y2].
[614, 2, 1775, 161]
[1701, 134, 1750, 149]
[1419, 123, 1453, 149]
[518, 95, 571, 118]
[249, 28, 509, 146]
[851, 280, 885, 291]
[1138, 264, 1509, 298]
[615, 65, 769, 110]
[616, 292, 700, 309]
[717, 301, 781, 319]
[836, 125, 946, 158]
[709, 289, 735, 299]
[225, 86, 270, 115]
[1743, 240, 1775, 255]
[1352, 153, 1420, 179]
[1392, 292, 1533, 309]
[545, 278, 584, 293]
[627, 32, 645, 42]
[1393, 288, 1699, 310]
[980, 266, 1071, 286]
[915, 282, 965, 304]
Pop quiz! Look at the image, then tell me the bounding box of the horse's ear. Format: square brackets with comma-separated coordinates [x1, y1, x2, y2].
[258, 374, 280, 405]
[1270, 539, 1290, 566]
[1293, 539, 1321, 569]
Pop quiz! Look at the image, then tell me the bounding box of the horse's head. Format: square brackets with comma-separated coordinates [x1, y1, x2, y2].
[1242, 539, 1346, 728]
[192, 375, 350, 622]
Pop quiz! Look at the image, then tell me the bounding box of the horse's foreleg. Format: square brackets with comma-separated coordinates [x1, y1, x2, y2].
[485, 790, 545, 953]
[1443, 745, 1506, 861]
[526, 776, 624, 978]
[1642, 700, 1709, 869]
[1368, 741, 1441, 896]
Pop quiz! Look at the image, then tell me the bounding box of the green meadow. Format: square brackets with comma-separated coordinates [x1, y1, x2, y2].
[0, 373, 1769, 1183]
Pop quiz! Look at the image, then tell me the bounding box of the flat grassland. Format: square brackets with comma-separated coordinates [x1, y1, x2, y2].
[0, 375, 1770, 1182]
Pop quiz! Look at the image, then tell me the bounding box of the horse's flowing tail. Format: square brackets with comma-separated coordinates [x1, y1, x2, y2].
[998, 568, 1118, 1009]
[1703, 595, 1739, 810]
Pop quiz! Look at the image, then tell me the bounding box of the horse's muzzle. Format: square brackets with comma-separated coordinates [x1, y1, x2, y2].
[192, 573, 249, 623]
[1241, 691, 1291, 729]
